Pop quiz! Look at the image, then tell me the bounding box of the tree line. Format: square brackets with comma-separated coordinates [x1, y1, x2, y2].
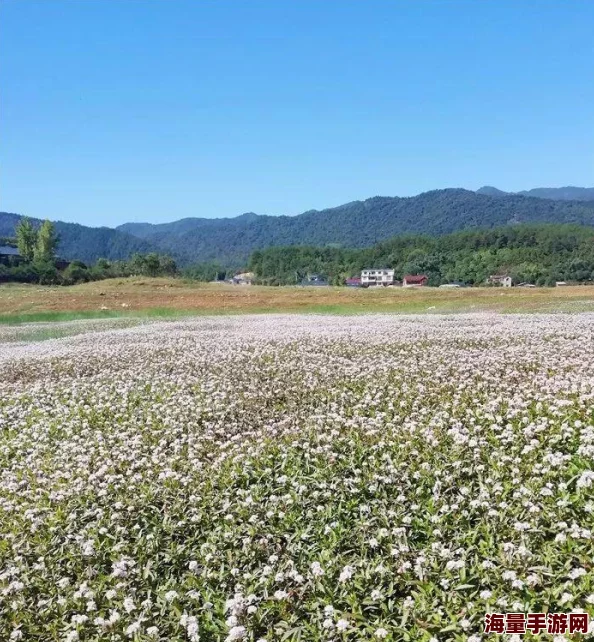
[0, 219, 178, 285]
[247, 224, 594, 286]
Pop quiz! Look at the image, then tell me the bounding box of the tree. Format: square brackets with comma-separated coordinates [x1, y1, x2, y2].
[63, 262, 90, 285]
[15, 218, 38, 261]
[34, 220, 58, 262]
[129, 253, 147, 276]
[159, 255, 178, 276]
[144, 253, 161, 277]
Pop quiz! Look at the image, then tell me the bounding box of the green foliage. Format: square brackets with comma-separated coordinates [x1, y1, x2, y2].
[33, 220, 58, 262]
[0, 250, 178, 286]
[249, 224, 594, 286]
[183, 261, 228, 282]
[32, 260, 60, 285]
[62, 261, 91, 285]
[15, 218, 37, 261]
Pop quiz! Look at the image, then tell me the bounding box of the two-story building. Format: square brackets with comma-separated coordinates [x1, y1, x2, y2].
[361, 268, 395, 287]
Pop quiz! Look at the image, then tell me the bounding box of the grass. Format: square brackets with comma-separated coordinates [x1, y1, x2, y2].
[1, 277, 594, 326]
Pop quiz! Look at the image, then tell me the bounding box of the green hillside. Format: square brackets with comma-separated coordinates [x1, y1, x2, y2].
[248, 224, 594, 286]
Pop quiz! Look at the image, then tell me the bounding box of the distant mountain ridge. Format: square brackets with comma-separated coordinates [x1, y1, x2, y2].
[117, 188, 594, 265]
[477, 185, 594, 201]
[3, 186, 594, 266]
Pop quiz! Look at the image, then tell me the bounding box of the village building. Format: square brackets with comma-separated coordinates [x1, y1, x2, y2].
[402, 274, 428, 287]
[301, 273, 329, 286]
[361, 268, 395, 287]
[345, 276, 361, 287]
[231, 272, 253, 285]
[0, 245, 23, 266]
[488, 274, 513, 287]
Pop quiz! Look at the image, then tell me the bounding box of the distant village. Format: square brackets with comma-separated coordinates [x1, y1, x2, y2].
[0, 242, 570, 289]
[226, 269, 569, 288]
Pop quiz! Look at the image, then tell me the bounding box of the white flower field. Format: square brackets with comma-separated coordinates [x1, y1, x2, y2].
[1, 314, 593, 641]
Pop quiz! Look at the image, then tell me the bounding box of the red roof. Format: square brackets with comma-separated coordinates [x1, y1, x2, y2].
[403, 274, 428, 283]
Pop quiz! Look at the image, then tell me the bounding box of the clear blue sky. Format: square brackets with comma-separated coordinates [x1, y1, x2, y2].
[1, 0, 593, 226]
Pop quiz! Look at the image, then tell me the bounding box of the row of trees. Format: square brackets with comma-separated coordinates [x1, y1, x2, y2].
[247, 224, 594, 287]
[1, 219, 178, 285]
[1, 252, 179, 285]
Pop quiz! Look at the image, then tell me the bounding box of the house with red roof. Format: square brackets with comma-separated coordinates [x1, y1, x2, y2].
[402, 274, 428, 287]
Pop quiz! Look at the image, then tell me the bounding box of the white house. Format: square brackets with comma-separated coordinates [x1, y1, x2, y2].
[488, 274, 513, 287]
[232, 272, 253, 285]
[361, 268, 395, 286]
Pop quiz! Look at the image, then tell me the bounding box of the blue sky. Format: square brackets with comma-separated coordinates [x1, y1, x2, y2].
[1, 0, 593, 226]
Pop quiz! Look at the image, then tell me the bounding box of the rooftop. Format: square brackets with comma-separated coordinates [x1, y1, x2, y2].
[0, 245, 20, 256]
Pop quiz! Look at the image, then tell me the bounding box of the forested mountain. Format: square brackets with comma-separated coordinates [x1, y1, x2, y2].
[0, 212, 158, 263]
[477, 186, 594, 201]
[4, 187, 594, 267]
[249, 224, 594, 287]
[118, 189, 594, 266]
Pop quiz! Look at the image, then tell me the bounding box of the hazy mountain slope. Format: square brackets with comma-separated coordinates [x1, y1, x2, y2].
[477, 186, 594, 201]
[118, 189, 594, 265]
[475, 186, 509, 197]
[0, 212, 158, 263]
[518, 187, 594, 201]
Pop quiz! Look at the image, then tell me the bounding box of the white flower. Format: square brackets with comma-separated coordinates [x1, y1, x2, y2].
[125, 622, 141, 637]
[577, 471, 594, 489]
[511, 579, 524, 589]
[188, 560, 199, 572]
[336, 619, 349, 631]
[310, 561, 324, 577]
[81, 540, 95, 557]
[147, 627, 159, 638]
[108, 610, 121, 625]
[123, 597, 135, 613]
[226, 626, 246, 641]
[339, 565, 354, 583]
[375, 628, 389, 639]
[559, 592, 573, 605]
[186, 616, 199, 641]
